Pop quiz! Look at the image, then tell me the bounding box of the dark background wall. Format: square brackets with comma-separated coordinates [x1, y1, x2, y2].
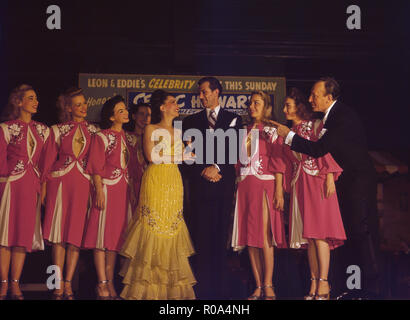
[1, 0, 409, 154]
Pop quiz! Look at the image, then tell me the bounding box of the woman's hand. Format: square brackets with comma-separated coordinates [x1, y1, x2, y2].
[274, 173, 284, 211]
[96, 189, 105, 210]
[325, 173, 336, 198]
[274, 189, 284, 211]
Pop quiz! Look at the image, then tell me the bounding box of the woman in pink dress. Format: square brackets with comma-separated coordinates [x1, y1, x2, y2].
[282, 88, 346, 300]
[40, 87, 97, 299]
[0, 85, 49, 300]
[231, 91, 287, 300]
[82, 95, 132, 299]
[124, 102, 151, 212]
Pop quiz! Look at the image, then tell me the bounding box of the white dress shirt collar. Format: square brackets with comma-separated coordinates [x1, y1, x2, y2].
[322, 100, 337, 125]
[206, 105, 221, 119]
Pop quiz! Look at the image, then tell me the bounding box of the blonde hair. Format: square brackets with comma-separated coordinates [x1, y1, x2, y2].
[56, 87, 85, 122]
[250, 91, 274, 125]
[2, 84, 34, 121]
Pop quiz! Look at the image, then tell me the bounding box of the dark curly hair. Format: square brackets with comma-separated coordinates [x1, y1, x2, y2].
[100, 95, 125, 129]
[149, 89, 172, 124]
[286, 87, 313, 120]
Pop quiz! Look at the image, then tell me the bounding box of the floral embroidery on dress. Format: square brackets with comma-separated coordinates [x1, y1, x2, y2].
[303, 157, 319, 172]
[63, 156, 73, 168]
[80, 158, 88, 171]
[254, 158, 263, 175]
[86, 123, 98, 135]
[8, 123, 24, 144]
[297, 121, 313, 141]
[58, 123, 75, 138]
[295, 121, 319, 175]
[262, 126, 278, 143]
[125, 132, 137, 148]
[35, 123, 48, 141]
[111, 168, 122, 179]
[107, 133, 117, 154]
[140, 205, 183, 236]
[12, 160, 25, 175]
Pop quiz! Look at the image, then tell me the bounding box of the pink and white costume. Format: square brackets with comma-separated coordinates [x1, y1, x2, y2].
[82, 129, 132, 252]
[0, 120, 49, 252]
[231, 123, 287, 251]
[40, 121, 98, 247]
[283, 120, 346, 250]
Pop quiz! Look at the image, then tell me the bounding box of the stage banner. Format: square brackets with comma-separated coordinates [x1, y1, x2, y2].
[79, 73, 286, 123]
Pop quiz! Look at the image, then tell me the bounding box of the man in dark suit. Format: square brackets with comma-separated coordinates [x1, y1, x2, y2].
[182, 76, 242, 299]
[273, 77, 381, 299]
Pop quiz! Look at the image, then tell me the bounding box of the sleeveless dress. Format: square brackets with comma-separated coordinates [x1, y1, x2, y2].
[119, 135, 196, 300]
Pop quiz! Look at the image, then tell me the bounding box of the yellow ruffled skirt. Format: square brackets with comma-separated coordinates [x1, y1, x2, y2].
[119, 164, 196, 300]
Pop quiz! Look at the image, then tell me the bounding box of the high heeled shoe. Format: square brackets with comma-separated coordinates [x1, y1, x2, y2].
[304, 278, 317, 300]
[10, 279, 24, 300]
[247, 286, 263, 300]
[63, 279, 75, 300]
[95, 280, 111, 300]
[315, 278, 331, 300]
[0, 279, 8, 300]
[106, 279, 122, 300]
[263, 285, 276, 300]
[51, 279, 64, 300]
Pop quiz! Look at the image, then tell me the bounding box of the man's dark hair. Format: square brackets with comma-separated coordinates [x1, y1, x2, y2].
[198, 76, 223, 96]
[319, 77, 341, 100]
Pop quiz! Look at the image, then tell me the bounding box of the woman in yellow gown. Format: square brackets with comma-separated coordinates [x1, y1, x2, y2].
[120, 89, 196, 300]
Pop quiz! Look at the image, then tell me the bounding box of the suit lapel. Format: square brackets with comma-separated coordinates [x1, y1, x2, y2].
[198, 109, 208, 131]
[215, 109, 225, 129]
[324, 101, 340, 129]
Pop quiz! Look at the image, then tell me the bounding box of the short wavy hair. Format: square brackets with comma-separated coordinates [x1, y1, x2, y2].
[249, 91, 275, 124]
[56, 87, 85, 123]
[198, 76, 223, 97]
[2, 84, 34, 121]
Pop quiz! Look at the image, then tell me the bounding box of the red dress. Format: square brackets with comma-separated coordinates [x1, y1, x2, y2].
[0, 120, 49, 252]
[124, 132, 147, 212]
[231, 123, 287, 250]
[40, 121, 98, 247]
[283, 120, 346, 249]
[82, 129, 132, 252]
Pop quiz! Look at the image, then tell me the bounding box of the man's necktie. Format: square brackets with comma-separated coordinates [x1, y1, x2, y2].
[208, 110, 217, 129]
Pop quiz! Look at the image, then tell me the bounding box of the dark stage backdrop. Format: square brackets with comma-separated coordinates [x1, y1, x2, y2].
[1, 0, 408, 154]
